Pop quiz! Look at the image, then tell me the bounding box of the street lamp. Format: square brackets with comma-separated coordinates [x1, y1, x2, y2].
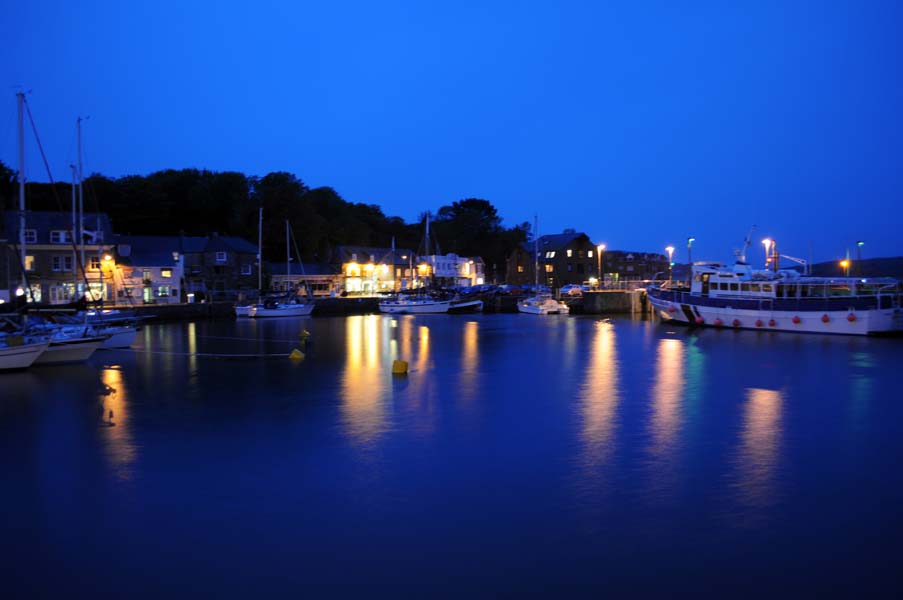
[596, 243, 605, 289]
[856, 241, 864, 276]
[665, 246, 675, 282]
[761, 238, 772, 269]
[687, 237, 695, 283]
[840, 259, 850, 277]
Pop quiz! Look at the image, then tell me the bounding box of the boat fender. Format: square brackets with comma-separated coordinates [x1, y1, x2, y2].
[289, 349, 305, 360]
[821, 314, 830, 323]
[847, 313, 856, 322]
[695, 316, 704, 325]
[792, 316, 801, 324]
[392, 360, 409, 375]
[755, 320, 764, 328]
[768, 319, 777, 327]
[713, 318, 723, 327]
[732, 319, 741, 328]
[667, 305, 677, 313]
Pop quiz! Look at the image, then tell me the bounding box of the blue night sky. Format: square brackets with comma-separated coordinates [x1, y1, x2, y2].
[4, 0, 902, 264]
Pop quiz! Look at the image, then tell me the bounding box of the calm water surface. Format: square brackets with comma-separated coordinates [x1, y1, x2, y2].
[2, 314, 902, 596]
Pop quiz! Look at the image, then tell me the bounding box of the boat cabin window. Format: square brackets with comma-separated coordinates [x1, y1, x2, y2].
[829, 284, 852, 296]
[741, 283, 750, 292]
[762, 284, 773, 293]
[729, 283, 739, 291]
[750, 283, 761, 293]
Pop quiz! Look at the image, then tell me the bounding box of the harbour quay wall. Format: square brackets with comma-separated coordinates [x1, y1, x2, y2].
[580, 290, 649, 314]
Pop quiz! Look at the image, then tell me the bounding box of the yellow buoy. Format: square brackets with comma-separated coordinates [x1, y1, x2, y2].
[289, 349, 305, 360]
[391, 359, 408, 374]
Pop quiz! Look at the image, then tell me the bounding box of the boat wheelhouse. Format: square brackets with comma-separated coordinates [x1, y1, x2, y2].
[648, 262, 903, 335]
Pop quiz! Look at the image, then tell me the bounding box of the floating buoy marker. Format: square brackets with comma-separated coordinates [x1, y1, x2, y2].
[392, 360, 408, 375]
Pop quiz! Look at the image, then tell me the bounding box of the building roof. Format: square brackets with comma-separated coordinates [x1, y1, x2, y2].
[520, 231, 589, 253]
[114, 235, 182, 267]
[266, 262, 338, 276]
[202, 234, 258, 255]
[3, 210, 114, 244]
[334, 245, 415, 265]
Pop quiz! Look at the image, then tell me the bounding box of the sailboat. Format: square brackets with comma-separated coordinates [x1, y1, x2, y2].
[249, 220, 315, 318]
[518, 216, 570, 315]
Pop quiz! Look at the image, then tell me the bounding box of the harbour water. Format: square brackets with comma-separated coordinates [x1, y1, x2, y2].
[2, 314, 902, 596]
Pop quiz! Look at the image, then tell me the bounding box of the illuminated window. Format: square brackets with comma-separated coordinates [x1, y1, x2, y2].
[216, 252, 227, 263]
[24, 255, 35, 271]
[588, 250, 594, 258]
[240, 264, 251, 275]
[24, 229, 36, 243]
[566, 249, 573, 257]
[545, 264, 553, 273]
[143, 269, 152, 281]
[550, 251, 556, 258]
[517, 265, 524, 273]
[161, 269, 173, 278]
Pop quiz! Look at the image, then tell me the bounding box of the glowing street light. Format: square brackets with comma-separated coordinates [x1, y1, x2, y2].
[665, 245, 675, 282]
[856, 240, 864, 276]
[596, 243, 606, 289]
[687, 237, 695, 283]
[840, 259, 850, 277]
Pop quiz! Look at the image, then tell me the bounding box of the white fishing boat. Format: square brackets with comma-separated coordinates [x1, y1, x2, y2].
[647, 237, 903, 336]
[518, 295, 570, 315]
[518, 216, 570, 316]
[448, 298, 484, 313]
[0, 337, 49, 371]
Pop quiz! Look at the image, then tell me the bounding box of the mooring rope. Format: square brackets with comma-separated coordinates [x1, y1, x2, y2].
[117, 348, 293, 359]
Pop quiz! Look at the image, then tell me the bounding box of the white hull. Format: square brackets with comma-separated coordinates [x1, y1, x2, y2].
[649, 295, 903, 336]
[250, 303, 314, 318]
[99, 326, 139, 349]
[448, 299, 484, 313]
[234, 305, 254, 318]
[34, 336, 106, 365]
[379, 299, 451, 314]
[0, 340, 49, 371]
[518, 295, 570, 315]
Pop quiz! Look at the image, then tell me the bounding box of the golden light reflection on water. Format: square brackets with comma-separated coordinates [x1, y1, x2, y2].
[735, 388, 782, 514]
[340, 315, 391, 444]
[578, 320, 620, 468]
[457, 321, 479, 404]
[650, 338, 684, 456]
[187, 322, 197, 372]
[99, 366, 137, 481]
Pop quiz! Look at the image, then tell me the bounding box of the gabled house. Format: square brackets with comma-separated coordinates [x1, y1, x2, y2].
[2, 210, 115, 304]
[421, 253, 486, 287]
[181, 233, 259, 300]
[113, 235, 185, 304]
[506, 230, 598, 289]
[602, 250, 669, 283]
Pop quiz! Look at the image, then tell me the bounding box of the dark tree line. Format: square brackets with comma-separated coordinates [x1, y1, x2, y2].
[0, 162, 529, 280]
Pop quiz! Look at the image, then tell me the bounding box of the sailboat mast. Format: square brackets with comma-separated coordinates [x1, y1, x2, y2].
[77, 116, 86, 290]
[533, 215, 539, 288]
[257, 206, 263, 296]
[285, 219, 290, 293]
[16, 92, 26, 295]
[71, 165, 77, 293]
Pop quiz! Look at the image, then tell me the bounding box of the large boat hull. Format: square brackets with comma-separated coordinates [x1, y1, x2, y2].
[0, 340, 50, 371]
[648, 291, 903, 335]
[34, 336, 106, 365]
[379, 300, 451, 314]
[448, 299, 484, 313]
[250, 303, 314, 318]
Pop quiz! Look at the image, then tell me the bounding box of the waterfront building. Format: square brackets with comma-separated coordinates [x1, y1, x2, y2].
[112, 235, 185, 304]
[267, 262, 342, 297]
[602, 250, 670, 284]
[506, 229, 598, 289]
[333, 245, 422, 294]
[180, 233, 259, 301]
[1, 210, 114, 304]
[419, 253, 486, 288]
